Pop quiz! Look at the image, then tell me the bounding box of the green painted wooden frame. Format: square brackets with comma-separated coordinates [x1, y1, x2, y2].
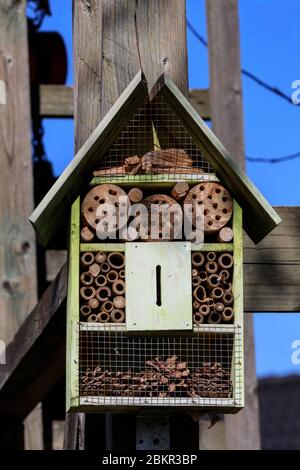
[66, 186, 244, 412]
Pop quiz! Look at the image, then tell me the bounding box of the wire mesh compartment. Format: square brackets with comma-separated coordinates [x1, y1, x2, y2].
[92, 95, 214, 180]
[78, 326, 243, 410]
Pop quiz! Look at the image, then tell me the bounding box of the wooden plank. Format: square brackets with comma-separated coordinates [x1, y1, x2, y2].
[150, 75, 281, 245]
[0, 0, 40, 449]
[38, 86, 210, 119]
[206, 0, 260, 450]
[189, 88, 210, 120]
[30, 71, 148, 246]
[80, 243, 125, 253]
[66, 198, 80, 412]
[0, 263, 67, 418]
[126, 242, 192, 331]
[39, 85, 73, 117]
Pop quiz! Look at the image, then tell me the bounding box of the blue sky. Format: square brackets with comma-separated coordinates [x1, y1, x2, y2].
[39, 0, 300, 377]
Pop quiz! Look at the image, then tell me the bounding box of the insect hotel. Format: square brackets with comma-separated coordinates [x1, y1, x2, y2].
[30, 72, 281, 414]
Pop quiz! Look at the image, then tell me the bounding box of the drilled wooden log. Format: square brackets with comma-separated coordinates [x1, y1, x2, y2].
[184, 182, 233, 233]
[81, 184, 130, 232]
[141, 194, 182, 241]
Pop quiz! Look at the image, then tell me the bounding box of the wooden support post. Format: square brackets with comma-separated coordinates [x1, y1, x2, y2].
[70, 0, 190, 449]
[206, 0, 260, 450]
[0, 0, 41, 449]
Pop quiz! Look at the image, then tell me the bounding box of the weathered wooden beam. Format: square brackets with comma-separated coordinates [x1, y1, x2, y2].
[0, 0, 41, 449]
[206, 0, 260, 450]
[39, 85, 73, 118]
[0, 264, 67, 419]
[38, 85, 210, 120]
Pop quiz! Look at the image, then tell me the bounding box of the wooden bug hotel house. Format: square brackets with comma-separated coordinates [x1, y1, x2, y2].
[30, 72, 281, 414]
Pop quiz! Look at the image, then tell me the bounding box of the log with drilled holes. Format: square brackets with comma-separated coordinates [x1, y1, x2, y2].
[81, 184, 130, 234]
[184, 182, 233, 233]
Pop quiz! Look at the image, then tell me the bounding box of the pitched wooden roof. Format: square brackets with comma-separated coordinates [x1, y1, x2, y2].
[30, 72, 281, 246]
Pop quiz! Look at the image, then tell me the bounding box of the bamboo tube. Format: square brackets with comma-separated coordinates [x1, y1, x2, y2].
[206, 274, 219, 289]
[214, 302, 225, 313]
[193, 285, 206, 302]
[208, 311, 222, 324]
[223, 292, 234, 305]
[106, 270, 118, 283]
[100, 261, 110, 273]
[192, 276, 201, 287]
[199, 271, 208, 282]
[107, 252, 125, 269]
[80, 286, 96, 301]
[113, 296, 126, 309]
[218, 253, 234, 269]
[80, 271, 94, 286]
[87, 313, 98, 323]
[96, 286, 111, 302]
[119, 269, 125, 279]
[111, 309, 125, 323]
[224, 282, 232, 293]
[95, 252, 107, 264]
[193, 312, 204, 325]
[222, 307, 234, 322]
[102, 300, 114, 313]
[199, 304, 210, 316]
[95, 274, 107, 287]
[80, 252, 94, 267]
[217, 227, 233, 243]
[89, 262, 101, 277]
[193, 300, 200, 311]
[88, 298, 100, 310]
[192, 268, 198, 277]
[192, 252, 205, 267]
[219, 269, 230, 281]
[112, 279, 125, 295]
[128, 187, 144, 203]
[206, 251, 216, 261]
[81, 226, 94, 242]
[97, 312, 110, 323]
[202, 297, 214, 307]
[205, 261, 218, 274]
[80, 305, 91, 318]
[211, 287, 224, 300]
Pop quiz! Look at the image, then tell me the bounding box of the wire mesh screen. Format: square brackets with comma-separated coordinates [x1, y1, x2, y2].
[79, 326, 242, 408]
[93, 95, 214, 181]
